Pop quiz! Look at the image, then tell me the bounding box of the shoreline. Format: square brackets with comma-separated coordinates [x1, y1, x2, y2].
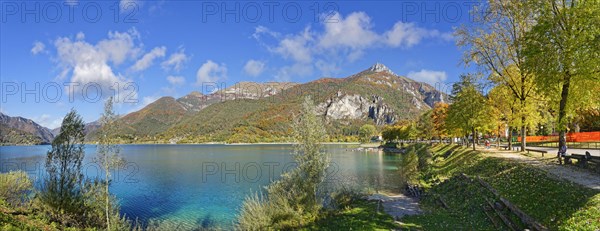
[0, 142, 362, 147]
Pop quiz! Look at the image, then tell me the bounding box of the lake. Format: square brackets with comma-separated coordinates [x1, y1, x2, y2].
[0, 144, 401, 229]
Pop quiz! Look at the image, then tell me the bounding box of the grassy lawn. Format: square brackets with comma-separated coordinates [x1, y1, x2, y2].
[401, 144, 600, 231]
[304, 199, 399, 231]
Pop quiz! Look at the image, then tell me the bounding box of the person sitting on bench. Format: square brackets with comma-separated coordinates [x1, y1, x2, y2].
[557, 144, 568, 164]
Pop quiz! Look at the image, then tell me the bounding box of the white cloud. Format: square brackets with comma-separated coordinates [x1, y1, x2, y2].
[33, 114, 63, 129]
[384, 22, 453, 48]
[252, 26, 280, 40]
[131, 46, 166, 72]
[120, 0, 142, 11]
[76, 32, 85, 40]
[243, 60, 266, 77]
[315, 60, 340, 77]
[407, 69, 448, 86]
[196, 60, 227, 84]
[272, 27, 313, 63]
[95, 29, 141, 66]
[31, 41, 46, 55]
[161, 49, 189, 72]
[166, 75, 185, 85]
[318, 12, 379, 50]
[275, 63, 313, 82]
[53, 29, 142, 101]
[253, 11, 453, 80]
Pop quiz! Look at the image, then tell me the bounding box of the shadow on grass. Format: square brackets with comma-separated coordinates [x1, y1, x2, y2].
[402, 144, 600, 230]
[303, 200, 398, 231]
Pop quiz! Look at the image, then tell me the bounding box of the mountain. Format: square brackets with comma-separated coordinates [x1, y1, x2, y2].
[116, 96, 189, 137]
[0, 113, 54, 145]
[158, 63, 448, 143]
[215, 82, 298, 100]
[100, 63, 447, 143]
[109, 82, 298, 140]
[52, 120, 102, 139]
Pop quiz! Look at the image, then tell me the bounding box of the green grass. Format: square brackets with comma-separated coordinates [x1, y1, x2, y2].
[401, 144, 600, 231]
[0, 199, 60, 231]
[303, 199, 399, 231]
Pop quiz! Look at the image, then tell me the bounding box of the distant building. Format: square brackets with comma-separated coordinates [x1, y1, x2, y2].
[370, 135, 383, 142]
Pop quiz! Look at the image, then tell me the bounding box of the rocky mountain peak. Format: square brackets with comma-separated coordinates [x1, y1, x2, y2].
[368, 62, 395, 75]
[187, 91, 203, 97]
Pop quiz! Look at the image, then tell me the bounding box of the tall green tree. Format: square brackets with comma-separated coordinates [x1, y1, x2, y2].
[95, 97, 125, 230]
[524, 0, 600, 154]
[456, 0, 538, 151]
[431, 102, 449, 141]
[416, 110, 434, 140]
[382, 121, 418, 143]
[446, 75, 492, 150]
[41, 109, 86, 217]
[358, 124, 377, 143]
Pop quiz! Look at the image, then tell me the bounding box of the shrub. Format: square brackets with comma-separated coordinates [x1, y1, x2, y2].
[237, 97, 329, 230]
[0, 171, 32, 207]
[398, 148, 420, 186]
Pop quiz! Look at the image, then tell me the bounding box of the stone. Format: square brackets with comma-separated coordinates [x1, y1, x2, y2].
[316, 93, 396, 125]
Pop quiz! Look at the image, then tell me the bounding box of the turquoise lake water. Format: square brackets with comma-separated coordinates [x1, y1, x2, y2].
[0, 144, 401, 229]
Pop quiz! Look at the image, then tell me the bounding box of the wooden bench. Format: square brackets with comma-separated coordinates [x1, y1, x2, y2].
[563, 152, 600, 173]
[525, 148, 549, 157]
[499, 145, 520, 151]
[499, 144, 521, 151]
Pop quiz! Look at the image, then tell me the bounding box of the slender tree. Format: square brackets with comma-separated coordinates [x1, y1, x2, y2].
[95, 97, 125, 230]
[431, 102, 449, 141]
[237, 96, 330, 229]
[457, 0, 538, 151]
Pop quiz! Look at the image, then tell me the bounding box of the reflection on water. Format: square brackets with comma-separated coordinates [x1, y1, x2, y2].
[0, 144, 401, 229]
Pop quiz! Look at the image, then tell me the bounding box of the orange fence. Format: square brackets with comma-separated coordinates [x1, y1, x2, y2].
[518, 131, 600, 142]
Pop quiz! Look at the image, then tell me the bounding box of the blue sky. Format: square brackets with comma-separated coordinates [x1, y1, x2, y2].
[0, 0, 478, 129]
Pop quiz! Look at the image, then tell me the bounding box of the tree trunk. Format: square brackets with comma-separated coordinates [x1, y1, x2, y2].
[105, 160, 111, 230]
[508, 126, 513, 149]
[475, 129, 479, 146]
[106, 179, 110, 230]
[497, 125, 501, 149]
[520, 74, 527, 152]
[557, 74, 571, 163]
[472, 127, 476, 150]
[520, 122, 526, 152]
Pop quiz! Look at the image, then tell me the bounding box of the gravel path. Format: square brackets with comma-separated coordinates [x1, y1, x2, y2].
[366, 193, 421, 220]
[483, 149, 600, 190]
